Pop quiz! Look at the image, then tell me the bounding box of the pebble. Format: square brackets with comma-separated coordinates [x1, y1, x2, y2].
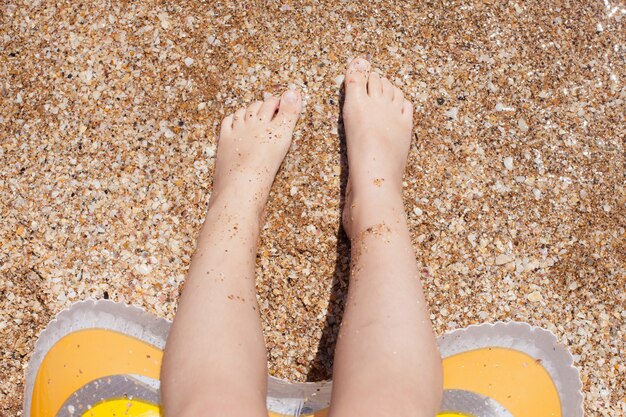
[495, 102, 515, 112]
[495, 254, 515, 265]
[135, 264, 152, 275]
[527, 291, 543, 303]
[503, 157, 514, 171]
[184, 57, 194, 67]
[158, 12, 171, 29]
[445, 107, 458, 120]
[518, 118, 529, 132]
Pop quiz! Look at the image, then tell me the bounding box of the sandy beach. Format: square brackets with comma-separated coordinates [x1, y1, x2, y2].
[1, 1, 624, 414]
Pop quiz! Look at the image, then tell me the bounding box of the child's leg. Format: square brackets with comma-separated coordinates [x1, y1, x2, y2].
[328, 59, 442, 416]
[161, 90, 302, 417]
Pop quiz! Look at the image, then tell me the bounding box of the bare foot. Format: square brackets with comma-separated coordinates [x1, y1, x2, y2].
[211, 89, 302, 215]
[341, 58, 414, 238]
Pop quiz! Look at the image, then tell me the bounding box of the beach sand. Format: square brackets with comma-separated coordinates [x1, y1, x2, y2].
[1, 1, 624, 414]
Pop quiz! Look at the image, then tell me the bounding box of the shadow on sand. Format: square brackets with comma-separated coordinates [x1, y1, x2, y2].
[306, 85, 351, 382]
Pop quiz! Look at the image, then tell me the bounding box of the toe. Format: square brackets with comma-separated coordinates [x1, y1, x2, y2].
[273, 89, 302, 130]
[259, 95, 281, 121]
[393, 86, 404, 103]
[245, 101, 263, 120]
[393, 86, 405, 109]
[381, 77, 394, 100]
[367, 72, 382, 97]
[402, 99, 414, 119]
[344, 58, 371, 97]
[233, 108, 246, 128]
[220, 114, 234, 135]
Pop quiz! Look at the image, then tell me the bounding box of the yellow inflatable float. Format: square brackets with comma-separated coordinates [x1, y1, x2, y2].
[24, 300, 583, 417]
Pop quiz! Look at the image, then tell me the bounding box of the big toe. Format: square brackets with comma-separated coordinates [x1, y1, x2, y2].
[344, 58, 371, 96]
[273, 89, 302, 130]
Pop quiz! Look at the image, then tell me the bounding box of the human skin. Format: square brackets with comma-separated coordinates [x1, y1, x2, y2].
[160, 89, 302, 417]
[328, 57, 442, 417]
[160, 58, 442, 417]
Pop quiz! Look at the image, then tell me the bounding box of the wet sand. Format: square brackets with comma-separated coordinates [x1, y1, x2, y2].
[1, 1, 624, 414]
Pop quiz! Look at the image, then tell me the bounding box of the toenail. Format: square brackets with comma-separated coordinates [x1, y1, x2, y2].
[353, 58, 369, 70]
[284, 89, 298, 103]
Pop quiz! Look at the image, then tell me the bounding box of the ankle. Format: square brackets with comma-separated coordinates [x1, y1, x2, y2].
[208, 186, 267, 223]
[350, 178, 404, 201]
[351, 183, 403, 206]
[342, 193, 406, 239]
